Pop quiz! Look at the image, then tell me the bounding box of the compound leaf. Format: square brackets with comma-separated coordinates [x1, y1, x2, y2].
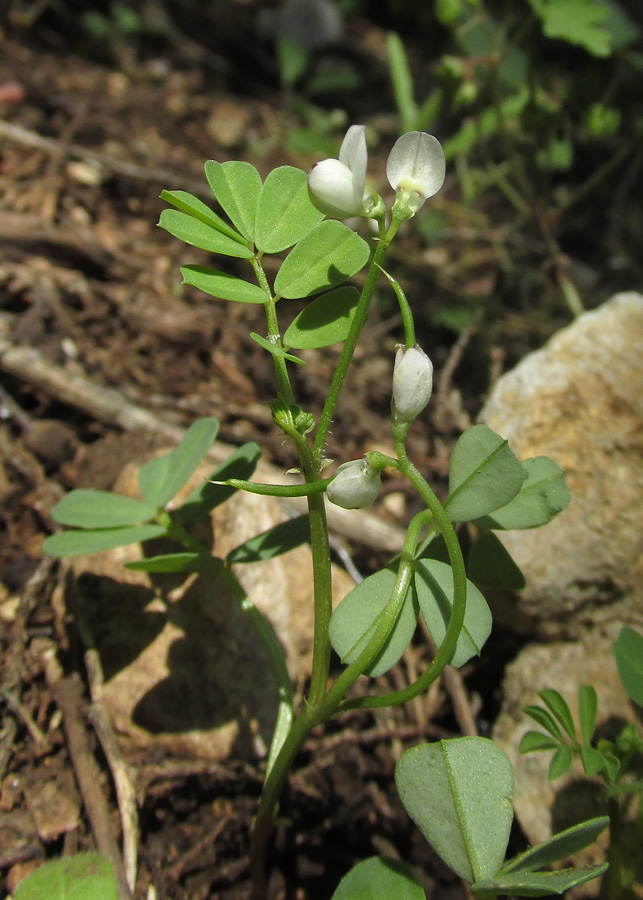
[254, 166, 325, 253]
[204, 160, 262, 241]
[43, 524, 167, 558]
[445, 425, 525, 522]
[329, 567, 418, 677]
[180, 265, 268, 303]
[227, 515, 310, 563]
[174, 441, 261, 524]
[395, 738, 514, 883]
[14, 852, 119, 900]
[160, 190, 245, 243]
[613, 626, 643, 705]
[125, 552, 201, 573]
[468, 531, 526, 590]
[284, 286, 360, 348]
[501, 815, 609, 874]
[274, 220, 370, 299]
[474, 864, 608, 896]
[473, 457, 570, 530]
[331, 857, 426, 900]
[52, 489, 156, 528]
[414, 559, 492, 668]
[158, 210, 253, 258]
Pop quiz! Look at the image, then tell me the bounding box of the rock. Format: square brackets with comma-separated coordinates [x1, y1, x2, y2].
[479, 292, 643, 637]
[69, 455, 354, 762]
[492, 634, 637, 879]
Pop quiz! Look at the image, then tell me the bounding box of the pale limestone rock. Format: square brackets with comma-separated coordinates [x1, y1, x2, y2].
[69, 456, 354, 762]
[480, 292, 643, 637]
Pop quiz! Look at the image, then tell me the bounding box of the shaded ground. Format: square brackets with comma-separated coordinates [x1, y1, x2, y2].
[0, 2, 639, 898]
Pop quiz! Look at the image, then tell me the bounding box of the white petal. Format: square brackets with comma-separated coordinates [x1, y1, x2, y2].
[339, 124, 367, 206]
[308, 158, 362, 217]
[386, 131, 446, 199]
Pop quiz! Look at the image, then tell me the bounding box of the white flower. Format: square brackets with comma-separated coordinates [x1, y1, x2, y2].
[393, 344, 433, 425]
[387, 131, 446, 215]
[326, 458, 381, 509]
[308, 125, 369, 218]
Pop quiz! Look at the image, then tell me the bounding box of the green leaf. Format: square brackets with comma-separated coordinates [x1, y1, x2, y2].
[227, 515, 310, 563]
[518, 731, 561, 754]
[414, 559, 492, 668]
[174, 441, 261, 524]
[473, 457, 570, 530]
[138, 454, 171, 508]
[14, 852, 119, 900]
[468, 531, 526, 590]
[43, 524, 167, 558]
[526, 0, 613, 57]
[329, 567, 418, 677]
[501, 815, 609, 873]
[331, 856, 426, 900]
[250, 332, 304, 364]
[124, 552, 201, 573]
[580, 746, 605, 777]
[473, 864, 608, 896]
[159, 190, 245, 243]
[52, 489, 156, 528]
[521, 705, 564, 741]
[276, 34, 309, 88]
[538, 689, 576, 740]
[138, 418, 219, 510]
[158, 210, 253, 258]
[548, 745, 574, 780]
[445, 425, 525, 523]
[204, 160, 262, 242]
[442, 91, 528, 160]
[283, 287, 360, 349]
[578, 684, 598, 745]
[180, 265, 268, 304]
[274, 220, 370, 299]
[395, 738, 514, 884]
[613, 626, 643, 705]
[255, 166, 325, 253]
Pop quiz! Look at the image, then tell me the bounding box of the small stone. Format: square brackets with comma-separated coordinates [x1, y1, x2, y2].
[206, 100, 250, 148]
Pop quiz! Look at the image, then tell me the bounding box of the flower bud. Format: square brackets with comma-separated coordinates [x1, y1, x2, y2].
[392, 344, 433, 425]
[326, 459, 381, 509]
[308, 158, 364, 218]
[308, 124, 368, 219]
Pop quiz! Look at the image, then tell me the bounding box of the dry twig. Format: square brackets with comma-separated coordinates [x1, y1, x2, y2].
[0, 334, 407, 553]
[42, 648, 132, 900]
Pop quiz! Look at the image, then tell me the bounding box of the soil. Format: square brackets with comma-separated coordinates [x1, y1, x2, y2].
[0, 2, 639, 899]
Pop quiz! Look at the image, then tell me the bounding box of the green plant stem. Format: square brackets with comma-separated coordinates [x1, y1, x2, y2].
[252, 257, 296, 407]
[313, 233, 394, 460]
[607, 796, 623, 900]
[249, 509, 425, 900]
[341, 434, 467, 711]
[221, 477, 332, 497]
[621, 790, 643, 889]
[377, 265, 415, 349]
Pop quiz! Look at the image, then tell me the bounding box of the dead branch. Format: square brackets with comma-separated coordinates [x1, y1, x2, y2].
[0, 334, 407, 553]
[42, 649, 132, 900]
[0, 120, 208, 194]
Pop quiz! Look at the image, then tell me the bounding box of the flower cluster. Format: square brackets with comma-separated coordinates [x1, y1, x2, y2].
[308, 126, 446, 220]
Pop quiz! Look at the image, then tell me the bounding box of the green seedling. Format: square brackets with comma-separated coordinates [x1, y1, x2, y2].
[41, 125, 578, 900]
[520, 627, 643, 899]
